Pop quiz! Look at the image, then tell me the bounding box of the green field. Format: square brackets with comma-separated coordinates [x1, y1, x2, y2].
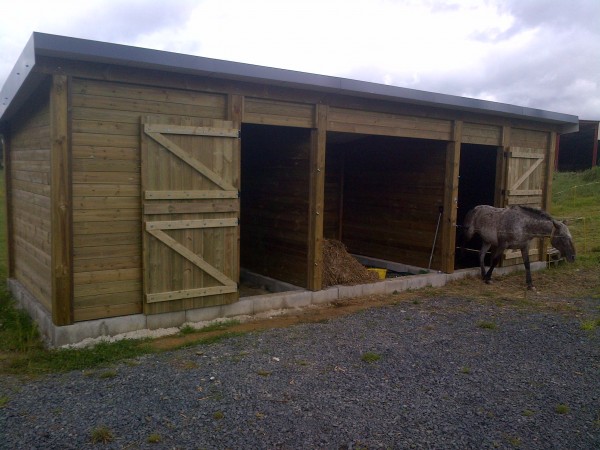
[551, 166, 600, 260]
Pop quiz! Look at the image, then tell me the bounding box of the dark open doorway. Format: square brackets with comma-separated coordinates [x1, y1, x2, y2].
[455, 143, 498, 268]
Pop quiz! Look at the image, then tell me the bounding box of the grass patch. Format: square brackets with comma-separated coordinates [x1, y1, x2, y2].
[0, 396, 9, 408]
[3, 338, 154, 376]
[555, 404, 570, 414]
[147, 433, 162, 444]
[580, 319, 600, 331]
[256, 369, 272, 377]
[477, 321, 497, 330]
[522, 409, 535, 417]
[98, 369, 118, 379]
[459, 366, 471, 374]
[361, 352, 381, 363]
[90, 425, 114, 444]
[213, 411, 224, 420]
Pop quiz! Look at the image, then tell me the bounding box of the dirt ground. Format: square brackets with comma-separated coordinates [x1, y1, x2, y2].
[151, 262, 600, 351]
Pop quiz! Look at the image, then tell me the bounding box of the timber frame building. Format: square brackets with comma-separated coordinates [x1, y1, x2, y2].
[0, 33, 578, 344]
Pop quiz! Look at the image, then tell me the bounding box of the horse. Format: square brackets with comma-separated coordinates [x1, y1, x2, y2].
[463, 205, 576, 290]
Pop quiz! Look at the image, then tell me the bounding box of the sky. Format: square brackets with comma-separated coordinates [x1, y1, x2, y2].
[1, 0, 598, 119]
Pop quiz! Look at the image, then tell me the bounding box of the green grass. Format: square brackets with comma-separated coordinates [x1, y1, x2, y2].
[361, 352, 381, 363]
[90, 425, 114, 444]
[555, 403, 570, 414]
[551, 167, 600, 262]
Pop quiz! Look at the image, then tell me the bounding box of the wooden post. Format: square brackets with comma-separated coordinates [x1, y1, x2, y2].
[540, 131, 558, 262]
[495, 126, 510, 207]
[440, 120, 462, 273]
[50, 74, 73, 325]
[307, 104, 327, 290]
[1, 128, 15, 278]
[228, 94, 243, 287]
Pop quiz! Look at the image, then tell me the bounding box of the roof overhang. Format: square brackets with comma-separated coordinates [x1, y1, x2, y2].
[1, 32, 580, 133]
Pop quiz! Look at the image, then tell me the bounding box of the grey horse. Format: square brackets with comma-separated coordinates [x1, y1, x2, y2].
[463, 205, 576, 289]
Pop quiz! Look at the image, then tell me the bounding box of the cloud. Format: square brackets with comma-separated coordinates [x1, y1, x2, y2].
[1, 0, 599, 119]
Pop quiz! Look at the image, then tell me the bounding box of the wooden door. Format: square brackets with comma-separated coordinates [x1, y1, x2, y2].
[501, 146, 546, 263]
[141, 116, 240, 314]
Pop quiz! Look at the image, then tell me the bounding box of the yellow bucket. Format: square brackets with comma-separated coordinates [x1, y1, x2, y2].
[367, 268, 387, 280]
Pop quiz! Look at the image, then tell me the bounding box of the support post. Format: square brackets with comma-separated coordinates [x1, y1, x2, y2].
[50, 74, 73, 325]
[440, 120, 462, 273]
[1, 128, 15, 278]
[307, 104, 327, 290]
[541, 131, 558, 261]
[495, 126, 511, 207]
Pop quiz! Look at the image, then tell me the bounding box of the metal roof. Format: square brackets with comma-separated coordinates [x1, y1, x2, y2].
[1, 32, 579, 132]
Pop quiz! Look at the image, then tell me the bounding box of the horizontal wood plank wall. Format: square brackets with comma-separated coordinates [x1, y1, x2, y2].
[70, 78, 228, 321]
[462, 123, 502, 146]
[331, 136, 447, 268]
[240, 125, 310, 288]
[328, 107, 453, 141]
[244, 98, 314, 128]
[9, 94, 53, 311]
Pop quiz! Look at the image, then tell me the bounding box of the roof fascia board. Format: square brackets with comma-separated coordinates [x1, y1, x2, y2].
[1, 32, 579, 132]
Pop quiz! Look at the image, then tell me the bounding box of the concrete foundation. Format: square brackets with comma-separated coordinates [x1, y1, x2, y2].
[8, 262, 546, 347]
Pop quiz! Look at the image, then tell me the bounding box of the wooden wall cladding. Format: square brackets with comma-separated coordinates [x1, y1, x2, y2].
[326, 136, 447, 269]
[244, 98, 314, 128]
[328, 107, 453, 141]
[9, 96, 53, 311]
[462, 123, 502, 146]
[70, 78, 228, 321]
[240, 124, 310, 288]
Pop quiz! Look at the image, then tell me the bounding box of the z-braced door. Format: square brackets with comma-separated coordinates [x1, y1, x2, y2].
[141, 116, 240, 314]
[501, 145, 546, 264]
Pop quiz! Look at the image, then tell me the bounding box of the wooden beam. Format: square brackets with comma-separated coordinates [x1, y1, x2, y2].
[1, 128, 15, 278]
[495, 126, 510, 207]
[50, 74, 73, 325]
[440, 120, 462, 273]
[541, 131, 557, 261]
[228, 94, 243, 289]
[307, 104, 327, 290]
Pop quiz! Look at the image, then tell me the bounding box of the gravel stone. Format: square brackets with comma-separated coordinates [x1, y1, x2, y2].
[1, 296, 599, 449]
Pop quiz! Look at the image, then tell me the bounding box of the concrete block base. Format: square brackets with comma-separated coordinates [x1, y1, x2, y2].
[8, 261, 548, 347]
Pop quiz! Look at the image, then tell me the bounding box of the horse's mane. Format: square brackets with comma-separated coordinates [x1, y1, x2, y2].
[513, 205, 554, 222]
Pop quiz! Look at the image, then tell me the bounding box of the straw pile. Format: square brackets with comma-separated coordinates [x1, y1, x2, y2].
[322, 239, 379, 287]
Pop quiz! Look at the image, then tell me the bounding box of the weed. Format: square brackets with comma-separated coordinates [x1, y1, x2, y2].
[555, 404, 570, 414]
[179, 324, 196, 335]
[522, 409, 535, 417]
[213, 411, 224, 420]
[90, 425, 114, 444]
[477, 321, 497, 330]
[361, 352, 381, 363]
[0, 396, 9, 408]
[147, 433, 162, 443]
[459, 366, 471, 374]
[257, 369, 272, 377]
[199, 319, 240, 333]
[580, 319, 600, 331]
[505, 434, 522, 447]
[99, 369, 117, 379]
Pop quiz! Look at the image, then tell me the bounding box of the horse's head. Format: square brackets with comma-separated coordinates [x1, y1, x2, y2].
[551, 220, 576, 262]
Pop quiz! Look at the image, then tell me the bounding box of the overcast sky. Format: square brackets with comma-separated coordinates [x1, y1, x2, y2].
[1, 0, 598, 119]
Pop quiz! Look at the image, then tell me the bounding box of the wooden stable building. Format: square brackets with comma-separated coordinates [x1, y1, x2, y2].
[0, 33, 578, 344]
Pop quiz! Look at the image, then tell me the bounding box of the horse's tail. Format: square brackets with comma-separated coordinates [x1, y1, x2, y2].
[462, 208, 477, 243]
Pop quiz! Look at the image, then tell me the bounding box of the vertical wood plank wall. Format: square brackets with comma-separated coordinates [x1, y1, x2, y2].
[69, 78, 227, 321]
[8, 90, 53, 312]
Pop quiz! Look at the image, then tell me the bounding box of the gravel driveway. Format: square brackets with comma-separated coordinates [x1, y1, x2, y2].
[1, 296, 599, 449]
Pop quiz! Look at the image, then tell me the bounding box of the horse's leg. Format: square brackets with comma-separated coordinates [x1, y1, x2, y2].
[484, 246, 505, 284]
[520, 245, 535, 290]
[479, 242, 492, 279]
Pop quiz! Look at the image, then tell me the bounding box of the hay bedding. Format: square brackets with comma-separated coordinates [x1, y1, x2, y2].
[322, 239, 379, 287]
